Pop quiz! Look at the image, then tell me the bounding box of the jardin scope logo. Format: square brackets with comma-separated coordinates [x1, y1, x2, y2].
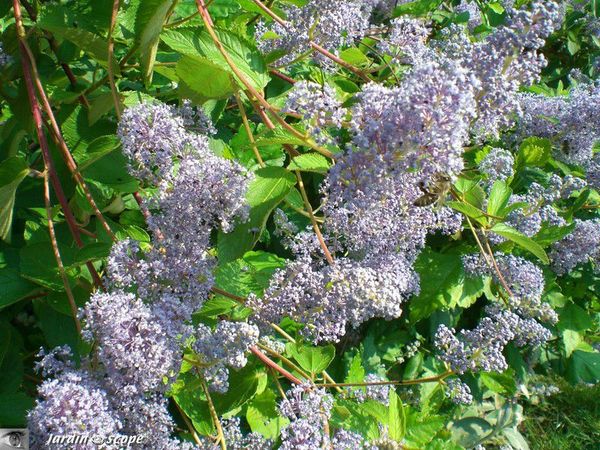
[0, 429, 28, 450]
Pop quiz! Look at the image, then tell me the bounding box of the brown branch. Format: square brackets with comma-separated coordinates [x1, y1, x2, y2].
[234, 92, 265, 167]
[295, 171, 334, 264]
[43, 169, 82, 334]
[211, 286, 246, 303]
[107, 0, 122, 119]
[14, 0, 104, 290]
[19, 33, 116, 242]
[250, 346, 303, 385]
[195, 0, 333, 158]
[269, 69, 296, 84]
[317, 370, 454, 388]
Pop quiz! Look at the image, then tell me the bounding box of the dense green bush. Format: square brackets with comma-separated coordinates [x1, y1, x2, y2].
[0, 0, 599, 449]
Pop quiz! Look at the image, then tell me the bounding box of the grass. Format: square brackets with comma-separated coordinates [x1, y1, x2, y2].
[520, 381, 600, 450]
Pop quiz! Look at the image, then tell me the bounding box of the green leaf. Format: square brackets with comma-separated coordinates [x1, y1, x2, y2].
[254, 125, 307, 147]
[212, 365, 267, 413]
[490, 223, 549, 264]
[287, 153, 331, 174]
[0, 268, 40, 310]
[176, 55, 236, 101]
[558, 303, 594, 332]
[533, 223, 575, 247]
[246, 389, 289, 439]
[487, 180, 511, 217]
[0, 157, 29, 242]
[450, 417, 493, 448]
[568, 350, 600, 384]
[213, 251, 286, 298]
[73, 135, 121, 171]
[388, 390, 406, 441]
[286, 343, 335, 374]
[448, 201, 488, 226]
[346, 354, 365, 384]
[71, 242, 113, 266]
[33, 299, 79, 353]
[410, 250, 484, 322]
[393, 0, 444, 16]
[339, 47, 370, 66]
[0, 392, 34, 428]
[218, 167, 296, 262]
[134, 0, 174, 85]
[0, 321, 11, 368]
[488, 2, 505, 13]
[161, 27, 269, 90]
[561, 329, 582, 357]
[404, 410, 445, 446]
[480, 371, 517, 396]
[517, 137, 551, 168]
[20, 242, 76, 291]
[38, 7, 120, 75]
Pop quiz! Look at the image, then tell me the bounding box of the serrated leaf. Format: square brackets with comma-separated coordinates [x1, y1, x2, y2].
[393, 0, 444, 16]
[254, 126, 307, 147]
[451, 417, 494, 448]
[134, 0, 174, 85]
[38, 7, 120, 75]
[448, 201, 488, 226]
[517, 137, 551, 168]
[161, 27, 269, 90]
[388, 390, 406, 441]
[410, 250, 483, 322]
[0, 268, 40, 310]
[491, 223, 549, 264]
[218, 167, 296, 262]
[487, 180, 511, 217]
[71, 242, 113, 267]
[73, 135, 121, 171]
[0, 157, 29, 242]
[287, 153, 331, 174]
[568, 350, 600, 384]
[246, 389, 289, 439]
[346, 354, 365, 384]
[286, 343, 335, 374]
[0, 392, 34, 428]
[480, 371, 517, 396]
[176, 55, 236, 101]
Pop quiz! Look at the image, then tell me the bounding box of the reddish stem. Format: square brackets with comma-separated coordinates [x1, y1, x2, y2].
[250, 346, 303, 385]
[269, 69, 296, 84]
[14, 0, 104, 290]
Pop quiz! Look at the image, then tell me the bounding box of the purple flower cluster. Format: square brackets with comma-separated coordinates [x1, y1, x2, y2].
[479, 148, 515, 184]
[550, 219, 600, 275]
[193, 321, 260, 393]
[463, 253, 557, 323]
[82, 291, 181, 396]
[465, 1, 563, 138]
[279, 384, 334, 450]
[323, 151, 461, 258]
[350, 59, 477, 178]
[255, 0, 374, 66]
[30, 101, 257, 448]
[380, 17, 430, 62]
[435, 306, 551, 374]
[283, 81, 345, 144]
[518, 83, 600, 165]
[28, 349, 195, 450]
[249, 252, 419, 343]
[256, 0, 373, 65]
[445, 379, 473, 405]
